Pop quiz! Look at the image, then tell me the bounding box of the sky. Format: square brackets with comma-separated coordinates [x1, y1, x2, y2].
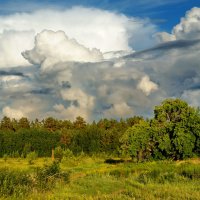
[0, 0, 199, 31]
[0, 0, 200, 121]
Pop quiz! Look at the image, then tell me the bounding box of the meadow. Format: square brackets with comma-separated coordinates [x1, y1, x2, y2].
[0, 156, 200, 200]
[0, 99, 200, 199]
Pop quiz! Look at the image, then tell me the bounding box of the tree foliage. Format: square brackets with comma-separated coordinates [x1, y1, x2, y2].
[0, 98, 199, 160]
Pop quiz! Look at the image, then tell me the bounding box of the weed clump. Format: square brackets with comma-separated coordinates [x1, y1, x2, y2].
[36, 161, 70, 190]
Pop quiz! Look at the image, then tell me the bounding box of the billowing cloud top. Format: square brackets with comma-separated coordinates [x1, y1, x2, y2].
[22, 30, 103, 71]
[0, 6, 200, 121]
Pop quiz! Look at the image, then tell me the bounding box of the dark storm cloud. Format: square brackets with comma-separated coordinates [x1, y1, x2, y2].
[0, 70, 26, 77]
[123, 39, 200, 60]
[30, 88, 53, 95]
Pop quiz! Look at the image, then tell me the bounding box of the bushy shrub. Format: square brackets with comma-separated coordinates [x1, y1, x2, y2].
[36, 161, 70, 189]
[27, 151, 38, 165]
[63, 148, 74, 158]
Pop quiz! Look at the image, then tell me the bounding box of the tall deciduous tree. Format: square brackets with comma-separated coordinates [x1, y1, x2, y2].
[153, 98, 200, 159]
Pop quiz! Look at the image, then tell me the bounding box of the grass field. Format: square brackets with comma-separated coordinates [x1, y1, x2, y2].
[0, 156, 200, 200]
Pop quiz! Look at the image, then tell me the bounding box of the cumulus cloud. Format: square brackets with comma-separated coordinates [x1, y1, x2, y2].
[0, 6, 158, 55]
[103, 102, 134, 118]
[2, 96, 41, 119]
[0, 30, 34, 68]
[1, 7, 200, 121]
[1, 93, 51, 120]
[156, 7, 200, 43]
[137, 75, 158, 96]
[173, 7, 200, 40]
[22, 30, 103, 71]
[2, 106, 24, 119]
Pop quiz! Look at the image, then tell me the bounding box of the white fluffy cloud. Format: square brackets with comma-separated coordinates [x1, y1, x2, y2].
[156, 7, 200, 43]
[0, 6, 159, 69]
[0, 30, 34, 68]
[173, 7, 200, 40]
[137, 75, 158, 96]
[0, 7, 132, 52]
[22, 30, 103, 71]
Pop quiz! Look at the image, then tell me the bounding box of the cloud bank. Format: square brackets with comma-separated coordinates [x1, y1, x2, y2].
[0, 7, 200, 121]
[0, 6, 158, 69]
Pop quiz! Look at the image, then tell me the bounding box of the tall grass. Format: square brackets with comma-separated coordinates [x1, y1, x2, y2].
[0, 168, 32, 198]
[0, 161, 70, 199]
[0, 157, 199, 199]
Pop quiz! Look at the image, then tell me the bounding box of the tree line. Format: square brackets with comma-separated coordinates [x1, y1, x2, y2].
[0, 98, 199, 161]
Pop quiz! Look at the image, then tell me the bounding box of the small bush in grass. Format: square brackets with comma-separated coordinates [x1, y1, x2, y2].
[27, 151, 38, 165]
[63, 148, 74, 158]
[36, 161, 70, 190]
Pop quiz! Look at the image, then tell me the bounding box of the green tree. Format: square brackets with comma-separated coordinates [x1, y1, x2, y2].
[126, 116, 144, 127]
[0, 116, 14, 131]
[43, 117, 58, 131]
[60, 120, 73, 129]
[150, 120, 172, 159]
[153, 98, 200, 159]
[18, 117, 30, 129]
[173, 125, 196, 159]
[124, 120, 152, 161]
[73, 116, 86, 129]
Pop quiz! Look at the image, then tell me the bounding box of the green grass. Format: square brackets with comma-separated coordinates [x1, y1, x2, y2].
[0, 157, 199, 199]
